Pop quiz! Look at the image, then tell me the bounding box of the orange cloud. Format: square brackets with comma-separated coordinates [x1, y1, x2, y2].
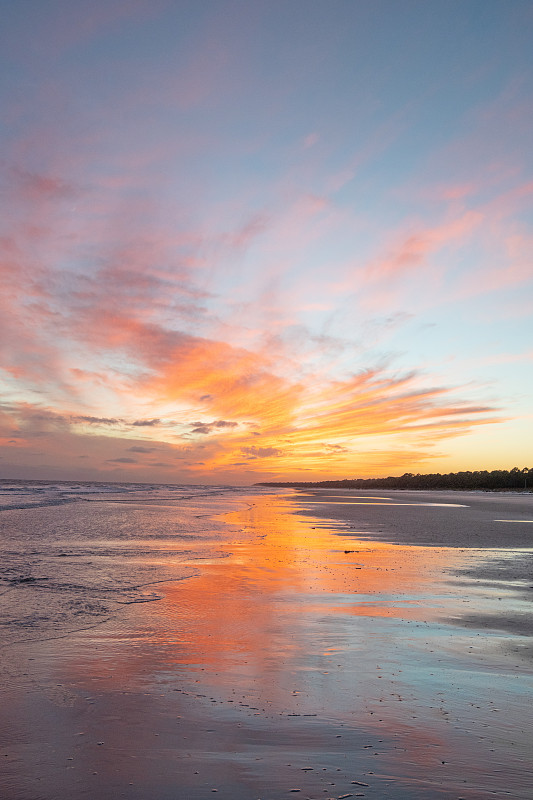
[133, 332, 502, 477]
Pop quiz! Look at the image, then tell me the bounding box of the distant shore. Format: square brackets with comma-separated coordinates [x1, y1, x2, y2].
[257, 467, 531, 493]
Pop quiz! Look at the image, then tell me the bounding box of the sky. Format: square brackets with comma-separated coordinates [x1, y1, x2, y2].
[0, 0, 532, 485]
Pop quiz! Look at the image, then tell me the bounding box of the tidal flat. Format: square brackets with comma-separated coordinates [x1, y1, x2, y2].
[1, 483, 532, 799]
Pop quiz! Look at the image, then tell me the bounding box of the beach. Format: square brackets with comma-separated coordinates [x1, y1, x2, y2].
[1, 484, 532, 799]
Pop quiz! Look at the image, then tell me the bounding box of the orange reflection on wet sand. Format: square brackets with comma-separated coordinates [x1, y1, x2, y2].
[14, 491, 532, 800]
[66, 492, 465, 692]
[146, 493, 467, 668]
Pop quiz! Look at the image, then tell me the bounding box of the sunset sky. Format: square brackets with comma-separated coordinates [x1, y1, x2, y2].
[1, 0, 532, 484]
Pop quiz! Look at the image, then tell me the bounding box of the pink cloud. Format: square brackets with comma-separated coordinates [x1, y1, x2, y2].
[439, 183, 477, 202]
[366, 211, 483, 281]
[303, 133, 319, 149]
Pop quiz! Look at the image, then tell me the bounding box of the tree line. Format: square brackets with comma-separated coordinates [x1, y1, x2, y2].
[257, 467, 531, 491]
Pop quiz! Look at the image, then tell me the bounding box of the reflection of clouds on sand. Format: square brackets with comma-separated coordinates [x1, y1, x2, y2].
[13, 491, 526, 799]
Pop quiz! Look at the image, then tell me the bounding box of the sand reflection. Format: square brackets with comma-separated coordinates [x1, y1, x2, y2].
[154, 494, 464, 665]
[17, 491, 533, 800]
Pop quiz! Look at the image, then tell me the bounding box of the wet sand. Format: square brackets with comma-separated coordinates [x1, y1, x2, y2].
[1, 489, 532, 799]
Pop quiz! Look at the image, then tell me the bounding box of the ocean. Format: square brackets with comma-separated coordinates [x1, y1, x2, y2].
[0, 480, 264, 648]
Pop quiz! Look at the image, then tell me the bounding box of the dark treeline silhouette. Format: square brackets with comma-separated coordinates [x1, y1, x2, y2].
[257, 467, 531, 492]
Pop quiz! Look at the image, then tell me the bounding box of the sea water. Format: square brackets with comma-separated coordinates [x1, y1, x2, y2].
[0, 480, 262, 648]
